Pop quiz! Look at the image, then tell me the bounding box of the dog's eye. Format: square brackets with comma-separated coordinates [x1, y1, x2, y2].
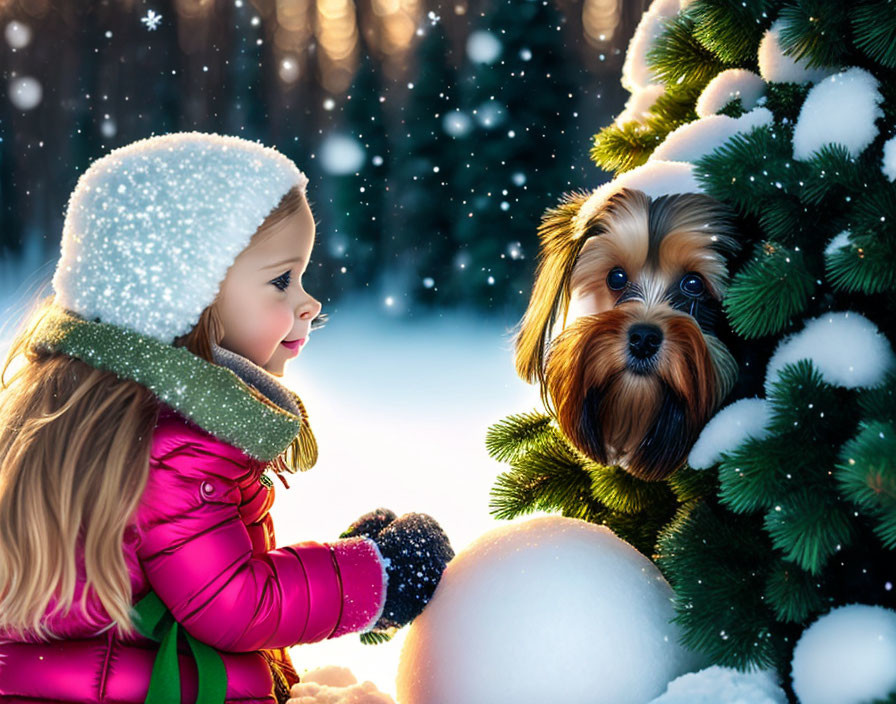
[680, 273, 705, 297]
[607, 267, 628, 291]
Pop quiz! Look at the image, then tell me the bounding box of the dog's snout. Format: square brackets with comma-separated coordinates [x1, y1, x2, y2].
[628, 323, 663, 360]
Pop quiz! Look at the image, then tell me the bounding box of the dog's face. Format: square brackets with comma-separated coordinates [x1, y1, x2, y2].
[515, 187, 741, 481]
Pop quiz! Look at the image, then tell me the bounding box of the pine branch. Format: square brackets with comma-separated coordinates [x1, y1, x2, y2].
[764, 560, 826, 623]
[762, 487, 857, 575]
[722, 241, 815, 339]
[850, 0, 896, 69]
[835, 420, 896, 549]
[590, 122, 662, 176]
[485, 410, 555, 464]
[763, 82, 811, 125]
[777, 0, 852, 69]
[687, 0, 774, 64]
[587, 462, 677, 515]
[656, 501, 790, 671]
[646, 13, 732, 90]
[488, 432, 603, 521]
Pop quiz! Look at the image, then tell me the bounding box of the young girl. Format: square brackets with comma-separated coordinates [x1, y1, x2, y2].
[0, 132, 454, 704]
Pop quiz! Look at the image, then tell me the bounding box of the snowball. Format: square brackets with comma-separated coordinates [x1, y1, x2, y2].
[396, 516, 705, 704]
[765, 312, 896, 394]
[791, 604, 896, 704]
[616, 84, 666, 125]
[757, 19, 838, 84]
[621, 0, 682, 93]
[695, 69, 766, 118]
[688, 398, 771, 469]
[320, 133, 366, 175]
[648, 665, 787, 704]
[883, 133, 896, 182]
[792, 67, 884, 161]
[824, 230, 851, 258]
[649, 107, 773, 163]
[289, 666, 396, 703]
[573, 161, 702, 235]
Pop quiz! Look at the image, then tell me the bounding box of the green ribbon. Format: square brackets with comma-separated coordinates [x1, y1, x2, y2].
[132, 590, 228, 704]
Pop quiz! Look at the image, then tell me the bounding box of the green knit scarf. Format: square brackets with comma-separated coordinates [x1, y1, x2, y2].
[28, 305, 317, 471]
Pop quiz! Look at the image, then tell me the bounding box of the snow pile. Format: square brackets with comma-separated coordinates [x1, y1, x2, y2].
[757, 19, 837, 84]
[648, 665, 787, 704]
[396, 516, 706, 704]
[695, 69, 766, 118]
[764, 311, 895, 394]
[616, 83, 665, 125]
[288, 666, 395, 703]
[573, 161, 702, 235]
[649, 107, 773, 163]
[621, 0, 681, 92]
[792, 67, 884, 161]
[882, 134, 896, 182]
[688, 398, 771, 469]
[791, 604, 896, 704]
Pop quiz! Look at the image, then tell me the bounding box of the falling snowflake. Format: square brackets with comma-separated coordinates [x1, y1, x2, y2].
[141, 10, 162, 31]
[427, 10, 441, 25]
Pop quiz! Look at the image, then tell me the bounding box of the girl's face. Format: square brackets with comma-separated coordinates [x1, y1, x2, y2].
[216, 198, 322, 378]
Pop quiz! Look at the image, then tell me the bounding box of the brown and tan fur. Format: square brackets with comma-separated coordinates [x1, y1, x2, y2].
[514, 187, 740, 481]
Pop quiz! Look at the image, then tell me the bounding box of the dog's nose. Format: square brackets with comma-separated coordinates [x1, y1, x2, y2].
[628, 323, 663, 360]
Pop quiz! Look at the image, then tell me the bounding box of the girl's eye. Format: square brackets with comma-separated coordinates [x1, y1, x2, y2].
[271, 270, 291, 292]
[680, 273, 705, 297]
[607, 267, 628, 291]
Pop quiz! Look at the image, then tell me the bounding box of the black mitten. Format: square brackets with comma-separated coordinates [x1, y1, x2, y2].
[369, 513, 454, 630]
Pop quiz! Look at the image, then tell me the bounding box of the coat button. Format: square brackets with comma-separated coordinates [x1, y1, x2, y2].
[200, 481, 215, 496]
[259, 474, 274, 489]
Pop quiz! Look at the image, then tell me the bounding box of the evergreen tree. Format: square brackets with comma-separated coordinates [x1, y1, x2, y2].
[326, 53, 390, 296]
[487, 0, 896, 696]
[390, 22, 461, 308]
[449, 0, 578, 312]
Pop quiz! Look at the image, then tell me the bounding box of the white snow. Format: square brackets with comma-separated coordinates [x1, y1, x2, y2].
[396, 516, 707, 704]
[882, 133, 896, 182]
[791, 604, 896, 704]
[688, 398, 771, 470]
[289, 665, 396, 703]
[757, 19, 838, 84]
[573, 160, 702, 236]
[792, 67, 884, 161]
[648, 665, 787, 704]
[824, 230, 852, 258]
[320, 133, 366, 175]
[474, 100, 506, 129]
[465, 30, 502, 64]
[649, 107, 773, 163]
[695, 69, 766, 118]
[4, 20, 32, 49]
[616, 84, 666, 125]
[621, 0, 681, 93]
[765, 311, 896, 395]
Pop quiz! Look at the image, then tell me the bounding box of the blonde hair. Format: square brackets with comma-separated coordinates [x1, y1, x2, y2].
[0, 184, 306, 641]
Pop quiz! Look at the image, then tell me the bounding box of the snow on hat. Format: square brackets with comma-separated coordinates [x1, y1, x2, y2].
[52, 131, 309, 344]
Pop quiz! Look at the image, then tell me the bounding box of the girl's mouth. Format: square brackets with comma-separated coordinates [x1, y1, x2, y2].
[281, 338, 305, 351]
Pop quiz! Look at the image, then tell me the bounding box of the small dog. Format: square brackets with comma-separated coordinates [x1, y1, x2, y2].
[514, 187, 741, 481]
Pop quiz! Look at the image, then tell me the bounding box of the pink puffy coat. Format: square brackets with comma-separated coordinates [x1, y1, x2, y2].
[0, 403, 387, 703]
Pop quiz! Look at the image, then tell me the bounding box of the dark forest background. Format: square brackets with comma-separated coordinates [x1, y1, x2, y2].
[0, 0, 647, 317]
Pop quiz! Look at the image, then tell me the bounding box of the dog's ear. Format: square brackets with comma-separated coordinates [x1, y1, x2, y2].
[513, 189, 593, 385]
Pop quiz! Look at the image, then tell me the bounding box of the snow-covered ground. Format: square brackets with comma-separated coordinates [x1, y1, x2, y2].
[0, 250, 543, 700]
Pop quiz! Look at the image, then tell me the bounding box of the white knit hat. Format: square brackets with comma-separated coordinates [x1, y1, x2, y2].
[52, 132, 309, 344]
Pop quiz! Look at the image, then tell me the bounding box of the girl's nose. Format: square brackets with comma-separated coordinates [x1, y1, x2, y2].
[298, 295, 322, 320]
